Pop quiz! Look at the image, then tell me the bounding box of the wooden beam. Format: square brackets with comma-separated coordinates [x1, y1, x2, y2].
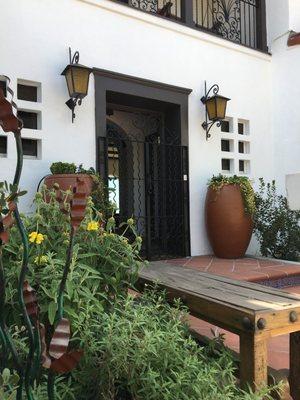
[240, 334, 268, 390]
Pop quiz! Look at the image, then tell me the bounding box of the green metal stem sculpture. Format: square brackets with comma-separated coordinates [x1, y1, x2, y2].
[0, 76, 85, 399]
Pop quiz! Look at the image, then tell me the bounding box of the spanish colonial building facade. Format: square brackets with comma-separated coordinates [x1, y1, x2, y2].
[1, 0, 300, 259]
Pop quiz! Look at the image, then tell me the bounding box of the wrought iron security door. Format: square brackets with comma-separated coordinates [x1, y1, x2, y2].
[100, 110, 190, 260]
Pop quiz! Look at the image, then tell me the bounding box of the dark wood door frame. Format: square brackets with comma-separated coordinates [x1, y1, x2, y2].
[94, 68, 192, 257]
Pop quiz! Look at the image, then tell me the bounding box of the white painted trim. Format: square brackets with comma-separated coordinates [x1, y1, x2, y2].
[77, 0, 272, 62]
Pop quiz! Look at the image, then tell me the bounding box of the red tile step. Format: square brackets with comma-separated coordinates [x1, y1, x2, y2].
[164, 256, 300, 287]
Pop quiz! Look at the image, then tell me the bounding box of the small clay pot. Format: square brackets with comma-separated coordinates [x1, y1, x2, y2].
[44, 174, 93, 196]
[205, 184, 253, 259]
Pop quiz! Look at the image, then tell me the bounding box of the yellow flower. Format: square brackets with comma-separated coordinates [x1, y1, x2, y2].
[29, 231, 45, 245]
[87, 221, 99, 231]
[34, 255, 48, 265]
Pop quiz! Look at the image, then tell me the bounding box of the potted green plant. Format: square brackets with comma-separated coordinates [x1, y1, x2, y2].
[205, 174, 255, 259]
[44, 161, 93, 197]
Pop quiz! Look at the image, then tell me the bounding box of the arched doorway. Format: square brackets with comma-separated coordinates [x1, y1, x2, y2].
[104, 106, 189, 260]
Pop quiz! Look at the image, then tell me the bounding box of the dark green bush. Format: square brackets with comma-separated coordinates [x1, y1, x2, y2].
[254, 179, 300, 261]
[50, 162, 77, 174]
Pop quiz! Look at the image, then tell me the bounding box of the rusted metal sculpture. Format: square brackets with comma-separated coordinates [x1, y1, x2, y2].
[0, 76, 85, 399]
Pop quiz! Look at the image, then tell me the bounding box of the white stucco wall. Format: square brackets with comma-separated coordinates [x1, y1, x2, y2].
[0, 0, 275, 256]
[266, 0, 300, 196]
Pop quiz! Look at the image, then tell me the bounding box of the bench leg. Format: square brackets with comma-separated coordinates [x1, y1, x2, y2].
[290, 331, 300, 400]
[240, 333, 268, 391]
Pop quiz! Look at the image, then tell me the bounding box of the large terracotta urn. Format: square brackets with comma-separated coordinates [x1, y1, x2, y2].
[44, 174, 93, 196]
[205, 184, 253, 259]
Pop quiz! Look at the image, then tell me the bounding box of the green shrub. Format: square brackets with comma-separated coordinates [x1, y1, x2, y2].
[254, 179, 300, 261]
[3, 186, 143, 335]
[50, 162, 77, 174]
[73, 291, 278, 400]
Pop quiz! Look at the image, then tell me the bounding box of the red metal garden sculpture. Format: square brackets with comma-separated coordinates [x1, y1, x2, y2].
[0, 76, 86, 400]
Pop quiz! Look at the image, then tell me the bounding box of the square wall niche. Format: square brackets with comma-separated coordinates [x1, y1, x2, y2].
[18, 109, 42, 130]
[22, 138, 41, 159]
[239, 159, 250, 175]
[221, 158, 234, 173]
[221, 138, 234, 152]
[238, 119, 250, 136]
[221, 117, 233, 133]
[17, 79, 41, 102]
[238, 140, 250, 154]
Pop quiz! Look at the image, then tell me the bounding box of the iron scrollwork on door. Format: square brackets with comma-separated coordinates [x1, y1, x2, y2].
[105, 109, 189, 260]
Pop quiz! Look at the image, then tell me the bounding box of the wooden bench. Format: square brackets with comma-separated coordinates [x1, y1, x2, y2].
[137, 261, 300, 399]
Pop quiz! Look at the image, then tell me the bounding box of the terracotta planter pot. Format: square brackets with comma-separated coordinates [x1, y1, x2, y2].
[44, 174, 93, 196]
[205, 184, 253, 259]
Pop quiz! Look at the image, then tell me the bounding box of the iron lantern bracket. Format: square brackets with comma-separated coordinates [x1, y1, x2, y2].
[201, 81, 221, 141]
[201, 119, 221, 140]
[65, 96, 82, 123]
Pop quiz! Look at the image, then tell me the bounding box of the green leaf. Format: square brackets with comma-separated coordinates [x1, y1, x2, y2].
[66, 280, 74, 298]
[48, 301, 57, 325]
[2, 369, 10, 384]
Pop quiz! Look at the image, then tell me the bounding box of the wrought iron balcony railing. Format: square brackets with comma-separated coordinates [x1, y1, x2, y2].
[114, 0, 267, 52]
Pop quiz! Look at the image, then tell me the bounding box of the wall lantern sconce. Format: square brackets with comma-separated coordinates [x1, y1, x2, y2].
[201, 81, 230, 140]
[61, 48, 92, 122]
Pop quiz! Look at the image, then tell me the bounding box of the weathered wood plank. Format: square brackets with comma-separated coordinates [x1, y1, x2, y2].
[240, 334, 268, 390]
[139, 262, 300, 335]
[147, 262, 300, 300]
[137, 275, 255, 334]
[141, 263, 300, 309]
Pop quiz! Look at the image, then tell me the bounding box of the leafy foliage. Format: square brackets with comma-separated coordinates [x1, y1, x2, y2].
[3, 187, 142, 329]
[73, 291, 279, 400]
[208, 174, 255, 216]
[254, 178, 300, 261]
[0, 369, 19, 400]
[50, 162, 77, 175]
[1, 186, 279, 399]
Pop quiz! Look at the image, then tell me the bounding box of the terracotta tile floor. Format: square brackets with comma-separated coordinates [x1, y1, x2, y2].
[162, 256, 300, 385]
[164, 255, 300, 286]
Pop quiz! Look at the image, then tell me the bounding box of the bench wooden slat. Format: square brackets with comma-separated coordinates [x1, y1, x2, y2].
[140, 263, 300, 309]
